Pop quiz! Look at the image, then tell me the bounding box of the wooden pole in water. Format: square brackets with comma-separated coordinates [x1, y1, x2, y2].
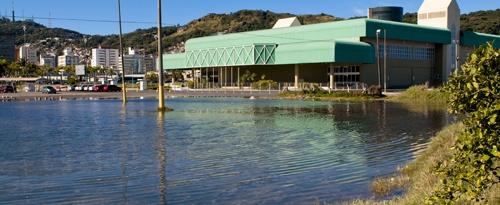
[157, 0, 166, 111]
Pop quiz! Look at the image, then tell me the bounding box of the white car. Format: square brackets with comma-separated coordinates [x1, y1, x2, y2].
[75, 85, 83, 91]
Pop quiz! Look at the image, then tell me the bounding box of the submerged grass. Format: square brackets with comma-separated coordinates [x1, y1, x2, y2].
[344, 123, 500, 205]
[345, 123, 463, 205]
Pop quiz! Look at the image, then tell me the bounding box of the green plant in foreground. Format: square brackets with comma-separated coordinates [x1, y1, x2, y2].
[427, 43, 500, 204]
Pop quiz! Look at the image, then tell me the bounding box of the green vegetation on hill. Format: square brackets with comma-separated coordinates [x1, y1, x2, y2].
[0, 18, 82, 44]
[401, 9, 500, 34]
[0, 9, 499, 54]
[460, 9, 500, 35]
[161, 10, 339, 53]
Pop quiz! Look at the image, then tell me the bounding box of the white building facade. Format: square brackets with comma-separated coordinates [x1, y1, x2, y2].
[118, 48, 155, 74]
[418, 0, 461, 81]
[91, 47, 119, 70]
[39, 54, 56, 68]
[18, 44, 38, 64]
[58, 48, 80, 66]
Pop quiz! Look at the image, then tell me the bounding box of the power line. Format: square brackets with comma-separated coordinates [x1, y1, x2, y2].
[0, 15, 177, 26]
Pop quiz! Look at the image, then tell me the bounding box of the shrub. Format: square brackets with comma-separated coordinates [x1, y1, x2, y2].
[367, 85, 382, 96]
[301, 84, 324, 95]
[187, 80, 195, 89]
[252, 80, 278, 90]
[428, 43, 500, 203]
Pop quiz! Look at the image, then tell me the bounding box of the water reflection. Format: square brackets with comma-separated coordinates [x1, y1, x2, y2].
[157, 111, 167, 205]
[0, 99, 449, 205]
[119, 105, 129, 204]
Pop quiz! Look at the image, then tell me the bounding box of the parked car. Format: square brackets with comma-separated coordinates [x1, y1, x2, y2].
[93, 85, 105, 92]
[68, 85, 77, 92]
[83, 84, 91, 91]
[105, 85, 122, 92]
[0, 85, 15, 93]
[82, 84, 94, 92]
[41, 86, 57, 94]
[75, 85, 82, 91]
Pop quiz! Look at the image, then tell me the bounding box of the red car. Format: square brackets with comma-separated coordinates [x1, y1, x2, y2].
[103, 85, 122, 92]
[93, 85, 105, 92]
[93, 84, 121, 92]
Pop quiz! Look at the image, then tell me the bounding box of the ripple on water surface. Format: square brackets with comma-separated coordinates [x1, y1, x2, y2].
[0, 98, 448, 204]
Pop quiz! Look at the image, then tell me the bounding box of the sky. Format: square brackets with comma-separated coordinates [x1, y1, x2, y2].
[0, 0, 498, 35]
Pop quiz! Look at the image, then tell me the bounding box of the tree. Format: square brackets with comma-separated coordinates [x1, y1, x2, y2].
[0, 58, 9, 77]
[86, 66, 99, 79]
[6, 60, 23, 77]
[172, 70, 183, 82]
[428, 43, 500, 203]
[240, 69, 256, 86]
[145, 71, 158, 83]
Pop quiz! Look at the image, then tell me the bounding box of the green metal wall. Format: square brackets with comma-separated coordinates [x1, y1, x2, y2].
[164, 18, 454, 70]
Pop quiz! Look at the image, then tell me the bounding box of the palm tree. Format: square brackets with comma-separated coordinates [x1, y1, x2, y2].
[86, 66, 98, 81]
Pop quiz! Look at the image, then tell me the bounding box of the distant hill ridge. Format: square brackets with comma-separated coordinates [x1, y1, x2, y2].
[0, 9, 498, 54]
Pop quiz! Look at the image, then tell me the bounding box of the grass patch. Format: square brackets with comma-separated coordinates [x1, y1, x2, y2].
[279, 91, 383, 101]
[390, 85, 448, 106]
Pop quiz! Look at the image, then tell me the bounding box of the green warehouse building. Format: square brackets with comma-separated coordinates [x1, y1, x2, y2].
[164, 0, 500, 89]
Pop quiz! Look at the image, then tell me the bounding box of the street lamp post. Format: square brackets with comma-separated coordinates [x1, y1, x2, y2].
[454, 39, 460, 71]
[383, 29, 387, 94]
[376, 29, 381, 88]
[377, 29, 388, 93]
[157, 0, 166, 111]
[117, 0, 127, 104]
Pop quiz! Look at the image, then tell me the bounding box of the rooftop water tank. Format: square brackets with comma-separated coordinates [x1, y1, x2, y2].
[368, 7, 404, 22]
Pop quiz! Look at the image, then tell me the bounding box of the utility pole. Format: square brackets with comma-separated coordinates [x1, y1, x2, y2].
[157, 0, 166, 111]
[117, 0, 127, 104]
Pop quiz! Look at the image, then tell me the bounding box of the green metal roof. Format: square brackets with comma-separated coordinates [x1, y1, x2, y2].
[461, 31, 500, 48]
[365, 19, 451, 44]
[164, 18, 451, 69]
[165, 53, 185, 69]
[274, 40, 374, 65]
[184, 18, 451, 50]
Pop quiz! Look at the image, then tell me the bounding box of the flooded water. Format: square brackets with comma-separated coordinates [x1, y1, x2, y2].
[0, 98, 448, 204]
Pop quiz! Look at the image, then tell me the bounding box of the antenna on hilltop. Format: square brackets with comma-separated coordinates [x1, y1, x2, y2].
[11, 0, 15, 22]
[48, 11, 52, 28]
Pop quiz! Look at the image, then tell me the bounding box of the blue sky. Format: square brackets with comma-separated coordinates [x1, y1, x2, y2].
[1, 0, 498, 35]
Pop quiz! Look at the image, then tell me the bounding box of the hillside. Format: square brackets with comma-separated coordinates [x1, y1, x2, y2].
[0, 9, 499, 56]
[460, 9, 500, 34]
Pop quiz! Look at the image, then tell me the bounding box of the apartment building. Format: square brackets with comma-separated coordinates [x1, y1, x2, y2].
[118, 48, 156, 74]
[18, 44, 38, 64]
[39, 54, 56, 68]
[58, 48, 80, 66]
[91, 47, 119, 70]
